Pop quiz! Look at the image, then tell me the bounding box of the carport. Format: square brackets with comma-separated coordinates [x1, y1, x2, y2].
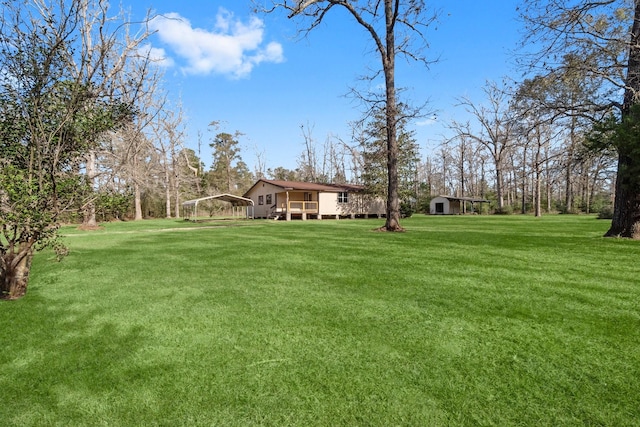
[182, 194, 254, 221]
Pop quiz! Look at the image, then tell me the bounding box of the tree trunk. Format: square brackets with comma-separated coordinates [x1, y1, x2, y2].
[164, 164, 171, 218]
[173, 164, 181, 219]
[1, 243, 34, 300]
[589, 165, 601, 215]
[534, 140, 542, 217]
[134, 181, 143, 220]
[495, 166, 505, 211]
[521, 146, 527, 215]
[442, 151, 448, 195]
[606, 0, 640, 238]
[564, 112, 579, 214]
[582, 164, 590, 214]
[82, 151, 98, 228]
[545, 141, 552, 213]
[480, 159, 486, 199]
[605, 151, 640, 238]
[535, 166, 542, 217]
[381, 0, 403, 232]
[173, 149, 181, 219]
[565, 142, 574, 214]
[174, 191, 180, 219]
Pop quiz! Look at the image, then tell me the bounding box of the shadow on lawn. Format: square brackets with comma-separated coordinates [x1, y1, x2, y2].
[0, 296, 174, 423]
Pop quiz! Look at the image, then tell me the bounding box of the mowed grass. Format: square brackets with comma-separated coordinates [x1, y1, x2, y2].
[1, 215, 639, 426]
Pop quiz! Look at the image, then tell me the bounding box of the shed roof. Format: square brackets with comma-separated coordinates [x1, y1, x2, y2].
[436, 195, 490, 203]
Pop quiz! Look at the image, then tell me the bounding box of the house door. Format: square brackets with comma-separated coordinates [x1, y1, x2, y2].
[304, 192, 313, 201]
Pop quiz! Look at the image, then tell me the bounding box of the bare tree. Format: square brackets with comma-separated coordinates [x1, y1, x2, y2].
[253, 146, 268, 180]
[326, 134, 349, 183]
[525, 123, 559, 217]
[151, 101, 189, 219]
[101, 55, 165, 221]
[450, 81, 519, 211]
[337, 132, 364, 183]
[78, 1, 154, 228]
[258, 0, 438, 231]
[297, 122, 318, 182]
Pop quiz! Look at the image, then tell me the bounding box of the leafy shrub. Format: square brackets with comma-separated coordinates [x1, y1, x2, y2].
[597, 206, 614, 219]
[96, 191, 133, 221]
[415, 196, 431, 214]
[494, 205, 513, 215]
[400, 201, 414, 218]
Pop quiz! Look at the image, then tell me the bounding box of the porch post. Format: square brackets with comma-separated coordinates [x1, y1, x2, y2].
[286, 191, 291, 221]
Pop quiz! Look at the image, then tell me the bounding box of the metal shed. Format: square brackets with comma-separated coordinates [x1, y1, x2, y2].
[430, 195, 490, 215]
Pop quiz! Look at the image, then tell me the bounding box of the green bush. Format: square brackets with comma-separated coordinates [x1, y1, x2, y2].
[400, 201, 414, 218]
[494, 205, 513, 215]
[96, 191, 133, 221]
[415, 196, 431, 214]
[597, 205, 614, 219]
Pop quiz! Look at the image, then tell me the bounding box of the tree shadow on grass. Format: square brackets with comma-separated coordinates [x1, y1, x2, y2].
[0, 296, 175, 424]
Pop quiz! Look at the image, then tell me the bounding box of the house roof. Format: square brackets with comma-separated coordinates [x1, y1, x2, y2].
[436, 195, 490, 203]
[244, 179, 364, 196]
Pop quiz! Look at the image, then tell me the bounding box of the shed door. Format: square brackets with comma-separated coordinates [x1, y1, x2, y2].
[435, 202, 444, 214]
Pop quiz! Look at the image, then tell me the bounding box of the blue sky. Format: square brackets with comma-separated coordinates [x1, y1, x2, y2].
[127, 1, 522, 174]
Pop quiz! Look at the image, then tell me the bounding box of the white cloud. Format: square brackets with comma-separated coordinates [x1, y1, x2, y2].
[139, 44, 175, 68]
[148, 9, 284, 78]
[416, 116, 438, 126]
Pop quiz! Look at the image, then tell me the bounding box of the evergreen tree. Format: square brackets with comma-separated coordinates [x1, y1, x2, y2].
[207, 131, 253, 194]
[359, 105, 420, 203]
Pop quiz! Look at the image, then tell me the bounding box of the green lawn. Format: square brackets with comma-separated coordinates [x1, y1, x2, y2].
[1, 215, 639, 426]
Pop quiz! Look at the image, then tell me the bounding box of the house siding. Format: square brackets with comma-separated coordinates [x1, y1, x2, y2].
[319, 192, 384, 217]
[246, 181, 282, 218]
[318, 192, 338, 216]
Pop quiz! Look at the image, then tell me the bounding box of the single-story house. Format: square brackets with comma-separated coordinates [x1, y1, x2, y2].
[430, 195, 490, 215]
[243, 179, 385, 220]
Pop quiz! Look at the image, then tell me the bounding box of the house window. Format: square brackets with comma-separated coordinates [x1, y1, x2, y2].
[258, 195, 264, 205]
[338, 192, 348, 203]
[266, 194, 272, 205]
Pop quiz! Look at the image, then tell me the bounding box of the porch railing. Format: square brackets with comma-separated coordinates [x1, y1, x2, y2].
[275, 201, 318, 213]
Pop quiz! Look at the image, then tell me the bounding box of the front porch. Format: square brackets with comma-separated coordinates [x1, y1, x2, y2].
[271, 199, 384, 221]
[272, 200, 319, 220]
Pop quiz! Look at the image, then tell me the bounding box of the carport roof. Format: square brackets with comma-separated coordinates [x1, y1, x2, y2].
[182, 193, 254, 207]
